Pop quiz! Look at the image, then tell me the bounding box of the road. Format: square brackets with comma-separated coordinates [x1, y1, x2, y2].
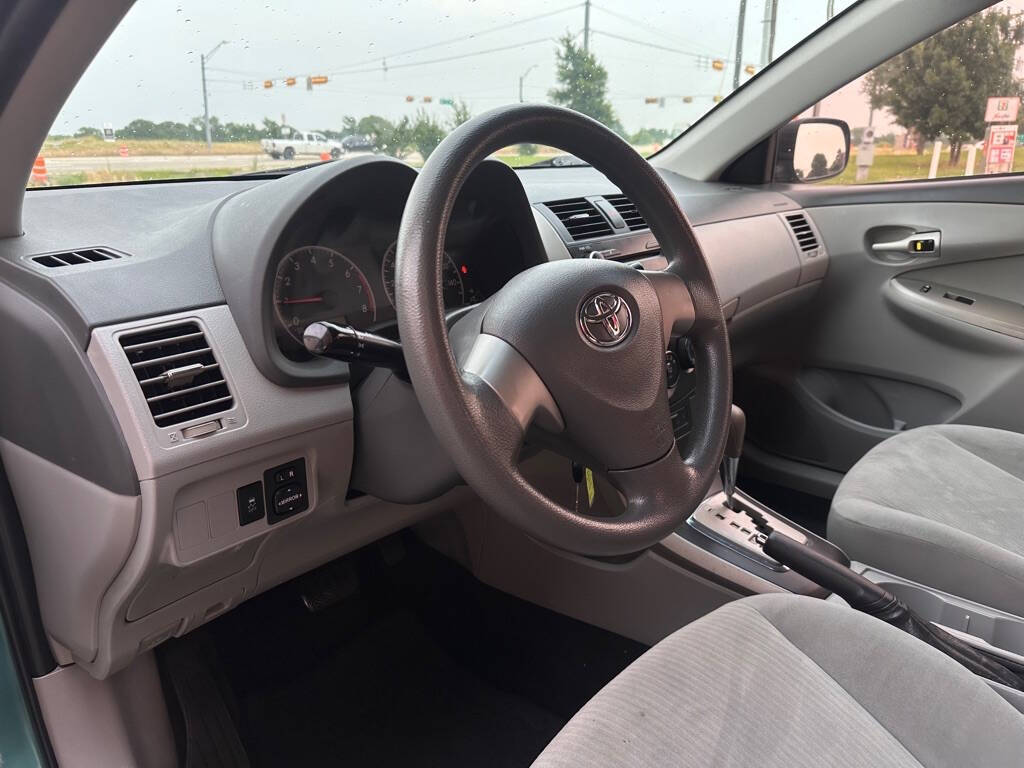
[44, 153, 297, 173]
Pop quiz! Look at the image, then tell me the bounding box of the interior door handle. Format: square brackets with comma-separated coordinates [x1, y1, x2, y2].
[871, 231, 941, 255]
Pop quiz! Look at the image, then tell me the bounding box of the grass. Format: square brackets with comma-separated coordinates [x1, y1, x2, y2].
[826, 145, 1024, 185]
[40, 136, 261, 157]
[32, 168, 240, 188]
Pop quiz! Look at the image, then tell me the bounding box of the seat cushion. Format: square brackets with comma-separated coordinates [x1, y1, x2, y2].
[829, 425, 1024, 617]
[532, 594, 1024, 767]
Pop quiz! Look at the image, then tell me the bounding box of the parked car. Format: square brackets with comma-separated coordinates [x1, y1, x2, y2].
[341, 133, 375, 152]
[261, 127, 343, 160]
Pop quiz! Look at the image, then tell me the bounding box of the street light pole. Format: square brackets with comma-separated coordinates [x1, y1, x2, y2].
[201, 40, 229, 149]
[733, 0, 747, 91]
[519, 64, 538, 103]
[583, 0, 591, 53]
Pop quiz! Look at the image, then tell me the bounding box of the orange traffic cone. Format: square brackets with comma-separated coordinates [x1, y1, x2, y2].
[320, 152, 330, 162]
[30, 156, 48, 186]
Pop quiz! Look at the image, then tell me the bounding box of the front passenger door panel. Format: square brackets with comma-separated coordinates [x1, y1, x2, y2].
[737, 198, 1024, 478]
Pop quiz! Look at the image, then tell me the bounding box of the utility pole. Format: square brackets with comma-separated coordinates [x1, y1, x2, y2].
[733, 0, 747, 90]
[201, 40, 229, 149]
[519, 64, 538, 103]
[760, 0, 778, 68]
[583, 0, 591, 53]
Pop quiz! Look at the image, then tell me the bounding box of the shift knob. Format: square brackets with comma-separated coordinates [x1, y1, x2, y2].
[721, 405, 746, 507]
[724, 405, 746, 459]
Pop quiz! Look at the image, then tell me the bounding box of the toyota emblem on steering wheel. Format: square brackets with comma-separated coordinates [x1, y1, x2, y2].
[578, 291, 633, 347]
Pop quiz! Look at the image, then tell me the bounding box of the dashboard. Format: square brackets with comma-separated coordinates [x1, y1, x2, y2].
[0, 153, 826, 680]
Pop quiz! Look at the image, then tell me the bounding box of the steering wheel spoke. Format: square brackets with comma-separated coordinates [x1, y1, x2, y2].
[644, 269, 696, 343]
[460, 333, 564, 435]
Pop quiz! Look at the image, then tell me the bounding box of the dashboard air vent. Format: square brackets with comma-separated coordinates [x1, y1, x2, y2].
[603, 194, 648, 231]
[32, 247, 124, 268]
[545, 198, 613, 240]
[784, 213, 819, 252]
[119, 321, 234, 428]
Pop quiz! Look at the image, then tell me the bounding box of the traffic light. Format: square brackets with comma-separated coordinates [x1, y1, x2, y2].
[744, 64, 756, 75]
[713, 94, 723, 103]
[285, 77, 296, 87]
[644, 97, 659, 105]
[405, 95, 415, 102]
[422, 96, 433, 103]
[711, 59, 725, 71]
[263, 80, 273, 89]
[683, 96, 693, 103]
[310, 75, 328, 85]
[440, 97, 454, 106]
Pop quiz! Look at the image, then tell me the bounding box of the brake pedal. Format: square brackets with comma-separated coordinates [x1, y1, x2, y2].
[299, 560, 359, 613]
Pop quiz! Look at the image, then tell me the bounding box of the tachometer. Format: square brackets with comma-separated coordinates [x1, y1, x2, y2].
[273, 245, 376, 338]
[380, 241, 465, 309]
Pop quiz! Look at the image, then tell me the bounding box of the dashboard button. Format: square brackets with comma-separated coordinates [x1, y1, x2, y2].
[236, 482, 264, 526]
[274, 466, 298, 484]
[273, 484, 308, 518]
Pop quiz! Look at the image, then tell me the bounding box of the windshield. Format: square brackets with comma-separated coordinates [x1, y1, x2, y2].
[37, 1, 856, 187]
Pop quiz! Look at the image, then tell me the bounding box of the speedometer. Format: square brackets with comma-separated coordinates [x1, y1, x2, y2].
[273, 245, 376, 338]
[380, 241, 465, 309]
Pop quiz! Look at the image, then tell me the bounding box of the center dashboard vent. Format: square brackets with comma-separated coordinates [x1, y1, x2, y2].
[784, 213, 819, 252]
[119, 321, 234, 428]
[544, 198, 614, 240]
[603, 194, 648, 231]
[32, 247, 125, 268]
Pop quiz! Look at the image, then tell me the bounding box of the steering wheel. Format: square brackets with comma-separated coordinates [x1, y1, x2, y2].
[395, 104, 731, 557]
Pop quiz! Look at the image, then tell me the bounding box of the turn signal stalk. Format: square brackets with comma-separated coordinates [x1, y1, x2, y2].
[303, 321, 406, 375]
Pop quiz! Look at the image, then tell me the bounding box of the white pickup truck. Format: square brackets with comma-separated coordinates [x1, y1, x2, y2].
[261, 127, 343, 160]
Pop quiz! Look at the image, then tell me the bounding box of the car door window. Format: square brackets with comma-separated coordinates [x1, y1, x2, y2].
[808, 1, 1024, 185]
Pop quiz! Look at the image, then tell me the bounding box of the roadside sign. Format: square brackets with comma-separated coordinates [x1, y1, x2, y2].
[102, 123, 115, 142]
[984, 96, 1019, 123]
[983, 124, 1018, 174]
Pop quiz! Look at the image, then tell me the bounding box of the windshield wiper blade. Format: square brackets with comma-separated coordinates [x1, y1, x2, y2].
[227, 160, 328, 179]
[525, 154, 589, 168]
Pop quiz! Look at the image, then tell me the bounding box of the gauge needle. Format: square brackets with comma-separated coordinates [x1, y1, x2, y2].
[278, 296, 324, 305]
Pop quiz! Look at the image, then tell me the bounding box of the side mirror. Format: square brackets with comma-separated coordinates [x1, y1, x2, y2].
[774, 118, 850, 183]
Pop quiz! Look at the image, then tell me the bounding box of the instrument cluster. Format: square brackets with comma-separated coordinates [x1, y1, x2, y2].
[272, 193, 526, 359]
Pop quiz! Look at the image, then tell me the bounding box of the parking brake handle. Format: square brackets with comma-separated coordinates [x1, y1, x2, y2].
[764, 531, 1023, 691]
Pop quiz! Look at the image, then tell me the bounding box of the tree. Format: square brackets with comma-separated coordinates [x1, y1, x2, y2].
[548, 33, 621, 133]
[629, 127, 671, 145]
[74, 126, 99, 138]
[865, 8, 1024, 164]
[448, 99, 472, 130]
[810, 153, 829, 179]
[412, 110, 446, 161]
[262, 117, 283, 139]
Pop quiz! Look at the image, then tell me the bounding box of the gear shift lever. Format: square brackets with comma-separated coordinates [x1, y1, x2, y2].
[720, 405, 746, 509]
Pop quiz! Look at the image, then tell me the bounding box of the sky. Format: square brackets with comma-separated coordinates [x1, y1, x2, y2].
[52, 0, 859, 138]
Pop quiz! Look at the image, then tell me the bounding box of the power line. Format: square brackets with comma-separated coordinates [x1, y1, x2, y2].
[225, 37, 556, 86]
[590, 3, 720, 57]
[589, 29, 720, 60]
[323, 4, 582, 75]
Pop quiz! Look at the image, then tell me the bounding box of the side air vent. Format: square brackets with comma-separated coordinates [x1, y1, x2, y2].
[545, 198, 614, 240]
[603, 194, 648, 231]
[119, 322, 233, 428]
[32, 247, 125, 268]
[784, 213, 819, 252]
